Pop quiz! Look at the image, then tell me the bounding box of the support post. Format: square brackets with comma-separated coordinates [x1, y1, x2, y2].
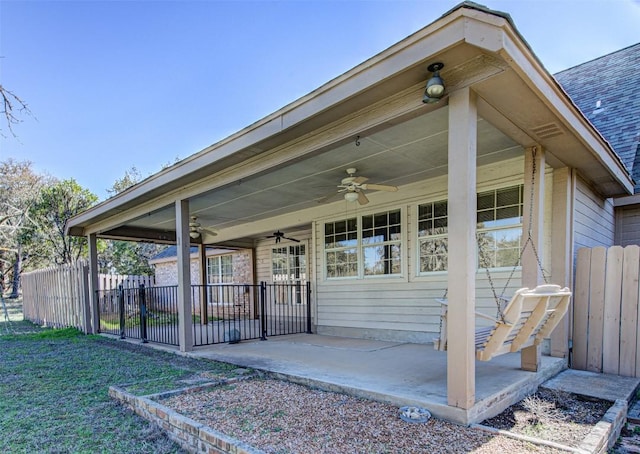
[550, 167, 574, 359]
[447, 86, 477, 409]
[176, 199, 193, 352]
[87, 233, 99, 334]
[521, 146, 546, 371]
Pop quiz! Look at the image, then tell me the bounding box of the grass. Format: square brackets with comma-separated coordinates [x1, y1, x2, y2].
[0, 297, 241, 454]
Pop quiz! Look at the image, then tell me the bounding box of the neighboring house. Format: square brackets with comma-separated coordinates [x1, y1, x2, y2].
[67, 2, 636, 416]
[149, 246, 253, 287]
[554, 43, 640, 246]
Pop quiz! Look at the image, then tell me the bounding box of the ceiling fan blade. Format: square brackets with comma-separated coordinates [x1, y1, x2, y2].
[284, 236, 301, 243]
[353, 176, 369, 185]
[361, 183, 398, 192]
[357, 191, 369, 205]
[200, 231, 218, 244]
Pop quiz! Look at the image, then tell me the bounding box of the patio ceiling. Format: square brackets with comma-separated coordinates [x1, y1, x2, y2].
[117, 107, 520, 243]
[67, 3, 633, 246]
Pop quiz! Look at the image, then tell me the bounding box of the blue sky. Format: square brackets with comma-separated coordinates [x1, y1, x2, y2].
[1, 0, 639, 200]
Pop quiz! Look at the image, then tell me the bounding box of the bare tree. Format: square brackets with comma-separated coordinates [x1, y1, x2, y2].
[0, 84, 32, 138]
[0, 159, 47, 296]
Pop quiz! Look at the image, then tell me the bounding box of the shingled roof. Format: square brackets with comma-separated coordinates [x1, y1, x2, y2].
[555, 43, 640, 191]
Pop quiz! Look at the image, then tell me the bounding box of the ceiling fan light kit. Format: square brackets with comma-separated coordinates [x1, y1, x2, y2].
[332, 168, 398, 205]
[344, 192, 359, 202]
[189, 216, 217, 240]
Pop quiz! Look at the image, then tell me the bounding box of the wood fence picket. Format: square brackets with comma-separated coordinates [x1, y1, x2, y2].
[573, 245, 640, 377]
[21, 262, 154, 333]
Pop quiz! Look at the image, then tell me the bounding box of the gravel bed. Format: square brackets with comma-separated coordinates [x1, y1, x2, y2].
[160, 377, 567, 453]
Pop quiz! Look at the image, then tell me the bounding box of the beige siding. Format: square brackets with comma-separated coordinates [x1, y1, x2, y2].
[616, 206, 640, 246]
[311, 156, 555, 343]
[574, 175, 615, 251]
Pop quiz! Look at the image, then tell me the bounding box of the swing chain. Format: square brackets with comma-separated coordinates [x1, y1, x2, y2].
[499, 147, 549, 302]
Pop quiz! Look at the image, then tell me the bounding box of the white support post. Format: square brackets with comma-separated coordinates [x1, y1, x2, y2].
[521, 146, 546, 371]
[87, 233, 99, 334]
[447, 87, 477, 409]
[176, 199, 193, 352]
[550, 167, 574, 359]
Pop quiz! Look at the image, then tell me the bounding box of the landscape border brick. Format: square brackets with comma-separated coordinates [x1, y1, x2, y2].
[109, 378, 264, 454]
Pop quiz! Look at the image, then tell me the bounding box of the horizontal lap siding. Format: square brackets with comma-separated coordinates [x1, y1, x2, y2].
[313, 157, 542, 340]
[617, 206, 640, 246]
[574, 175, 615, 251]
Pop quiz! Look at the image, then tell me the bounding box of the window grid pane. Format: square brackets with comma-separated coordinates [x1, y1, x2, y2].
[325, 209, 402, 279]
[417, 185, 523, 274]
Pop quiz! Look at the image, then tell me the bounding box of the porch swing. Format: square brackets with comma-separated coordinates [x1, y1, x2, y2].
[433, 150, 572, 361]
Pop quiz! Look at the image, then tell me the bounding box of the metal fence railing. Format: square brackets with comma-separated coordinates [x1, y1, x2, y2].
[97, 282, 311, 347]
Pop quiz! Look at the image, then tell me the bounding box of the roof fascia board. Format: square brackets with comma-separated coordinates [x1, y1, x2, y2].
[493, 22, 633, 194]
[613, 194, 640, 207]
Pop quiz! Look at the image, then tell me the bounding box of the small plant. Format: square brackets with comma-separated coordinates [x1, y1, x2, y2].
[521, 394, 567, 426]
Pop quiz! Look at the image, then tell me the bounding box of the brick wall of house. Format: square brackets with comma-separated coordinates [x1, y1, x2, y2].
[153, 249, 254, 286]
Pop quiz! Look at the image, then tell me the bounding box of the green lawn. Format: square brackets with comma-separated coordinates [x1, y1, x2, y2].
[0, 298, 240, 454]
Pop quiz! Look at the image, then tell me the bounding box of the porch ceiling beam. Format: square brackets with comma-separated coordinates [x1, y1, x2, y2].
[446, 86, 477, 411]
[209, 239, 257, 249]
[96, 226, 181, 244]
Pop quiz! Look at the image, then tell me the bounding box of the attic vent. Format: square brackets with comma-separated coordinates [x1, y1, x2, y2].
[531, 123, 564, 140]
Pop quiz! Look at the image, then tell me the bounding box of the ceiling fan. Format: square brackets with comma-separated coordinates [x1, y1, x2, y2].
[189, 216, 217, 241]
[267, 230, 300, 244]
[320, 168, 398, 205]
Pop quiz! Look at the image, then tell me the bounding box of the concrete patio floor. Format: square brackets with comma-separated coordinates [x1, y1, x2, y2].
[183, 333, 567, 425]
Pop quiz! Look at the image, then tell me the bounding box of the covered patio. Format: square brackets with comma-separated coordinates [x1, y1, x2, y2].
[158, 332, 565, 425]
[67, 2, 633, 425]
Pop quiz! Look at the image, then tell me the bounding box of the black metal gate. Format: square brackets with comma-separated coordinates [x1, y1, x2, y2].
[97, 282, 311, 347]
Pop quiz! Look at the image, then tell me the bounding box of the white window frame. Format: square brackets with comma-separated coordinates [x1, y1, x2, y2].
[324, 208, 403, 280]
[206, 254, 234, 305]
[416, 184, 524, 275]
[271, 244, 307, 284]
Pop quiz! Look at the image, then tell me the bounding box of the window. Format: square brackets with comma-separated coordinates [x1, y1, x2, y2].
[206, 254, 233, 304]
[325, 218, 358, 278]
[272, 245, 307, 305]
[417, 185, 523, 273]
[362, 210, 402, 276]
[207, 255, 233, 284]
[272, 245, 306, 283]
[477, 185, 523, 269]
[417, 200, 448, 272]
[324, 209, 402, 279]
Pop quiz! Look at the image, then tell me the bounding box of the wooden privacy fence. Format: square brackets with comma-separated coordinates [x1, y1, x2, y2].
[22, 262, 91, 332]
[573, 245, 640, 377]
[98, 273, 155, 291]
[21, 262, 155, 333]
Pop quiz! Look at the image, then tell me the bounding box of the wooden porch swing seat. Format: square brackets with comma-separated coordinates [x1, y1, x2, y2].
[433, 284, 572, 361]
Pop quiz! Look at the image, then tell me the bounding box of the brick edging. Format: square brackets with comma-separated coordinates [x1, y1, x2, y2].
[109, 380, 265, 454]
